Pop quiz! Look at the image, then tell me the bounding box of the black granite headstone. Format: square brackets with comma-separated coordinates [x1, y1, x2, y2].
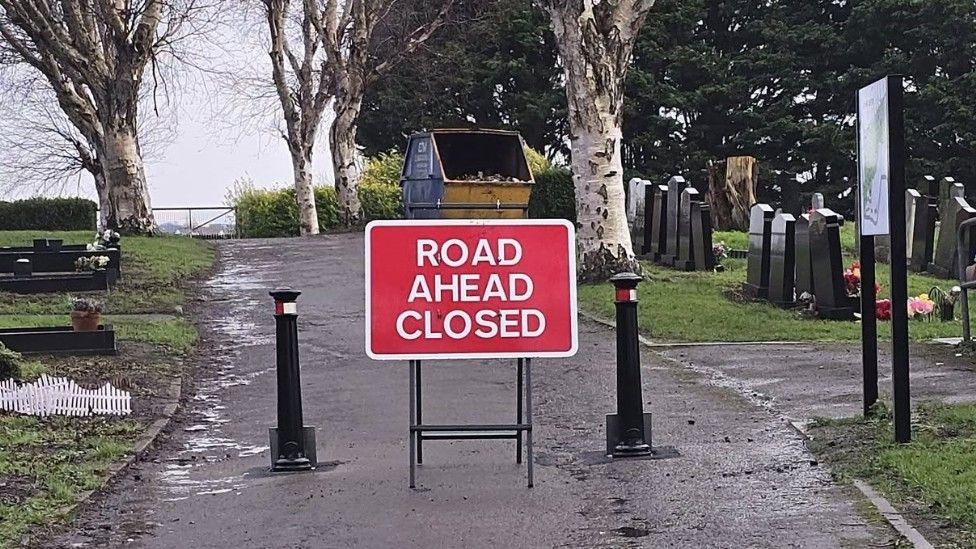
[641, 184, 655, 255]
[909, 177, 939, 273]
[692, 200, 715, 271]
[648, 184, 668, 261]
[794, 213, 813, 296]
[675, 188, 699, 271]
[809, 208, 856, 320]
[744, 204, 775, 298]
[768, 213, 797, 307]
[929, 182, 967, 278]
[629, 179, 648, 254]
[662, 176, 688, 266]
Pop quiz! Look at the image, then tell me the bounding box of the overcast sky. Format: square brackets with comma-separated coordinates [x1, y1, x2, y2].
[0, 15, 335, 209]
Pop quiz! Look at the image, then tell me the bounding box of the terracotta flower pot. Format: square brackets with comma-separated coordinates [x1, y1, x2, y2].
[70, 310, 101, 332]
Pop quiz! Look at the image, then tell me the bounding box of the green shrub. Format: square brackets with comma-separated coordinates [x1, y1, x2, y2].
[524, 147, 551, 176]
[529, 167, 576, 220]
[0, 197, 96, 231]
[229, 180, 341, 238]
[0, 343, 22, 380]
[360, 183, 402, 221]
[361, 150, 403, 187]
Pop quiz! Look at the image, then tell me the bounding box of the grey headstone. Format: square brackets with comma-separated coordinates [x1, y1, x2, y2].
[744, 203, 775, 298]
[768, 213, 797, 307]
[676, 188, 700, 270]
[692, 199, 715, 271]
[809, 208, 856, 320]
[648, 184, 668, 262]
[662, 176, 688, 266]
[794, 213, 813, 296]
[909, 177, 939, 272]
[930, 182, 968, 278]
[628, 179, 648, 253]
[811, 193, 825, 211]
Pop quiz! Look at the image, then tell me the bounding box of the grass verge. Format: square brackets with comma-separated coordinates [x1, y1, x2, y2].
[0, 417, 140, 545]
[808, 403, 976, 547]
[578, 228, 960, 343]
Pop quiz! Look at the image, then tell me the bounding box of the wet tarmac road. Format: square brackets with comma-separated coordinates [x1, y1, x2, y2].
[51, 235, 894, 548]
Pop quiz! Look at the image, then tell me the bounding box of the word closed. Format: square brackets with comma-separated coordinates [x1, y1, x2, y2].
[366, 220, 578, 360]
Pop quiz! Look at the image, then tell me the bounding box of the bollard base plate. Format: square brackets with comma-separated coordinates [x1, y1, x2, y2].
[606, 413, 653, 458]
[269, 426, 317, 472]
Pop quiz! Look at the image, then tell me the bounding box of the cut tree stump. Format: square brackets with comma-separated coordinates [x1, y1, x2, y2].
[709, 156, 758, 231]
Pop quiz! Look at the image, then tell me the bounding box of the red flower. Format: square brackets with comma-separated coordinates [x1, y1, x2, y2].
[876, 299, 892, 321]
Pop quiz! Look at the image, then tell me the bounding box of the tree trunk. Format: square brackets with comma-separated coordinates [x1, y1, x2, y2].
[708, 156, 757, 231]
[331, 95, 364, 225]
[99, 124, 155, 235]
[291, 146, 320, 236]
[93, 169, 110, 231]
[548, 9, 641, 281]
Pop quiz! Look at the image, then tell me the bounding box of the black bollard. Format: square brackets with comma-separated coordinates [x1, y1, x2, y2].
[268, 289, 317, 472]
[605, 272, 653, 458]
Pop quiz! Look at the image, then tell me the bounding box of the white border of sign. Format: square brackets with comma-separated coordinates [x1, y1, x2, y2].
[857, 77, 892, 236]
[364, 218, 579, 361]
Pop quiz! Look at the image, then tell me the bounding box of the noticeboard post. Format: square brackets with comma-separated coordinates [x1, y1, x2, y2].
[857, 75, 910, 443]
[365, 219, 578, 487]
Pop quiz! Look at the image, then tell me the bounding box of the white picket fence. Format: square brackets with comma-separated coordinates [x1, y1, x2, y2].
[0, 375, 131, 417]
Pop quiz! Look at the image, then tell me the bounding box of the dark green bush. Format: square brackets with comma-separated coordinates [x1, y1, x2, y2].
[0, 197, 97, 231]
[0, 343, 21, 380]
[360, 183, 402, 221]
[529, 167, 576, 220]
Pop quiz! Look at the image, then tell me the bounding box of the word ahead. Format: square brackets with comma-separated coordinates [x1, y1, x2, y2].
[365, 219, 578, 360]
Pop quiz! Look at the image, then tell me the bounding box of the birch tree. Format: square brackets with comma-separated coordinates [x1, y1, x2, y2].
[0, 0, 201, 234]
[537, 0, 656, 280]
[310, 0, 452, 224]
[263, 0, 329, 235]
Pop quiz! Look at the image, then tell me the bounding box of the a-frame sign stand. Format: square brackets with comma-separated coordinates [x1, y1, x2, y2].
[408, 358, 534, 488]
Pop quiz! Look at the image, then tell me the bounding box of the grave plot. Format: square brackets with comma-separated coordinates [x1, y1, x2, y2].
[628, 176, 715, 272]
[0, 267, 110, 294]
[0, 233, 122, 291]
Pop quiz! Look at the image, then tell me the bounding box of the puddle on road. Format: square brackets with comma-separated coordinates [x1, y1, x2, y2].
[158, 249, 276, 499]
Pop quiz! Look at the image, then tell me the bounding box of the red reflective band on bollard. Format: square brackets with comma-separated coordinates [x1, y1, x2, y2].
[615, 288, 637, 303]
[274, 302, 297, 315]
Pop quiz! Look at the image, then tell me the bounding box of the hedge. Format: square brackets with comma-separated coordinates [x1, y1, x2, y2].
[233, 155, 575, 237]
[529, 167, 576, 221]
[0, 197, 97, 231]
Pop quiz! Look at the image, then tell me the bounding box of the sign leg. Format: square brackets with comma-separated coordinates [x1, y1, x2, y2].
[516, 358, 523, 464]
[526, 358, 534, 488]
[860, 235, 879, 416]
[408, 360, 416, 488]
[416, 360, 423, 465]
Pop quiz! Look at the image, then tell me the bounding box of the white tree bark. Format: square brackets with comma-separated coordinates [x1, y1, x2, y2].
[99, 125, 154, 233]
[290, 145, 320, 235]
[331, 92, 364, 223]
[540, 0, 656, 280]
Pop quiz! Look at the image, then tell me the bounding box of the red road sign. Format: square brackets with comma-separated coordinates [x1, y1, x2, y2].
[365, 219, 578, 360]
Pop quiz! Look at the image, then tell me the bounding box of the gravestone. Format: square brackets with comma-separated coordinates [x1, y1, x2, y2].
[692, 198, 715, 271]
[929, 182, 967, 278]
[641, 184, 655, 255]
[909, 177, 939, 272]
[647, 184, 669, 261]
[744, 204, 775, 298]
[768, 213, 797, 307]
[661, 176, 688, 266]
[628, 179, 648, 254]
[932, 196, 976, 279]
[905, 189, 921, 264]
[675, 188, 700, 270]
[794, 213, 813, 296]
[809, 208, 857, 320]
[811, 193, 825, 211]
